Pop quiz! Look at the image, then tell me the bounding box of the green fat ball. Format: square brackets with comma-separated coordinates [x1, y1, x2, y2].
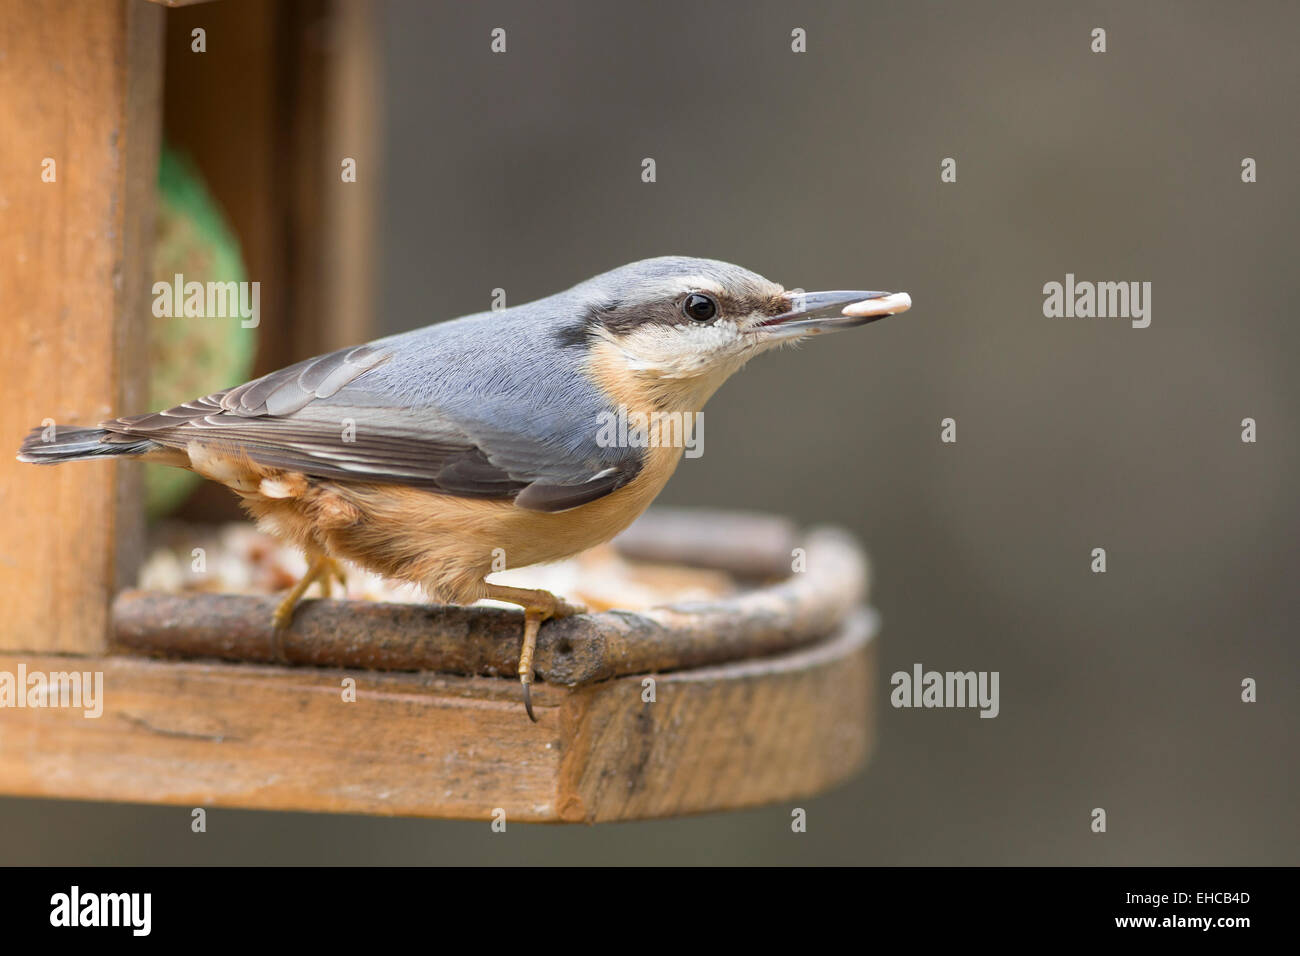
[145, 144, 256, 518]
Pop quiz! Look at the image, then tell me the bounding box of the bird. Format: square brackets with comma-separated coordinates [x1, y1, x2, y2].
[18, 256, 911, 720]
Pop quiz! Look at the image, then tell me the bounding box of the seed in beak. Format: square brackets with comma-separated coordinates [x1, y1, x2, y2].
[841, 292, 912, 318]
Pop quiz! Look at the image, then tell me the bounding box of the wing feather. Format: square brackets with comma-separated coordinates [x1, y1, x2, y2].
[102, 339, 641, 511]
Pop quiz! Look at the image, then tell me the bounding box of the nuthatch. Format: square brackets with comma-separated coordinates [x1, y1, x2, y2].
[19, 256, 910, 720]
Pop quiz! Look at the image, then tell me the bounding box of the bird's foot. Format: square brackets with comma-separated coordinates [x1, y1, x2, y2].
[481, 584, 585, 722]
[270, 553, 347, 661]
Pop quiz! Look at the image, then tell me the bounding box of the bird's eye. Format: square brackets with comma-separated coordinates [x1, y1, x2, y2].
[682, 293, 718, 322]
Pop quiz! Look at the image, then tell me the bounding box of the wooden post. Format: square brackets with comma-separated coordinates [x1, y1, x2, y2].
[0, 0, 163, 653]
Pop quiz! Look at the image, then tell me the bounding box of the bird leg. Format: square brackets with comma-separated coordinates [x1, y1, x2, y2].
[270, 552, 347, 660]
[481, 584, 584, 722]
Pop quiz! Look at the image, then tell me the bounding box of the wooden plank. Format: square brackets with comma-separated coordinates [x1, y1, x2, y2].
[298, 0, 380, 354]
[0, 0, 163, 653]
[0, 613, 874, 821]
[561, 612, 875, 822]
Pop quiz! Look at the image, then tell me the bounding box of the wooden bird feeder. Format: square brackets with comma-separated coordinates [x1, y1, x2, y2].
[0, 0, 877, 822]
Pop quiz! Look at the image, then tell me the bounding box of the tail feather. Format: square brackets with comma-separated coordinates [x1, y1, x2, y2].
[16, 424, 157, 464]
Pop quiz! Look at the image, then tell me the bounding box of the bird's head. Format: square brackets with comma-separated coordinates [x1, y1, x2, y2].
[563, 256, 910, 409]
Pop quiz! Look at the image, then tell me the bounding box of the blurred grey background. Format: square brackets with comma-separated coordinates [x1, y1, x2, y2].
[4, 0, 1296, 864]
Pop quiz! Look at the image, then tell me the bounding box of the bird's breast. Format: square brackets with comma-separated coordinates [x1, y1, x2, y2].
[241, 441, 684, 605]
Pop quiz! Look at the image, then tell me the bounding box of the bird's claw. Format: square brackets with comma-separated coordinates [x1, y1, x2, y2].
[521, 679, 536, 723]
[268, 554, 346, 663]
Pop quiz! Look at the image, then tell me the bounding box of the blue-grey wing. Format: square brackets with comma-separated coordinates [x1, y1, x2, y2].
[103, 314, 639, 513]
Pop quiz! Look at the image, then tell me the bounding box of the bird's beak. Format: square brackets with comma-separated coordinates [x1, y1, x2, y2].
[757, 290, 912, 339]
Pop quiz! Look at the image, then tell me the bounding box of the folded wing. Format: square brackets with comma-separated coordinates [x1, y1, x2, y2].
[104, 339, 640, 512]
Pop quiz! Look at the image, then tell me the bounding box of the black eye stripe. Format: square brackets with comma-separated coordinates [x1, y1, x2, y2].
[584, 291, 734, 336]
